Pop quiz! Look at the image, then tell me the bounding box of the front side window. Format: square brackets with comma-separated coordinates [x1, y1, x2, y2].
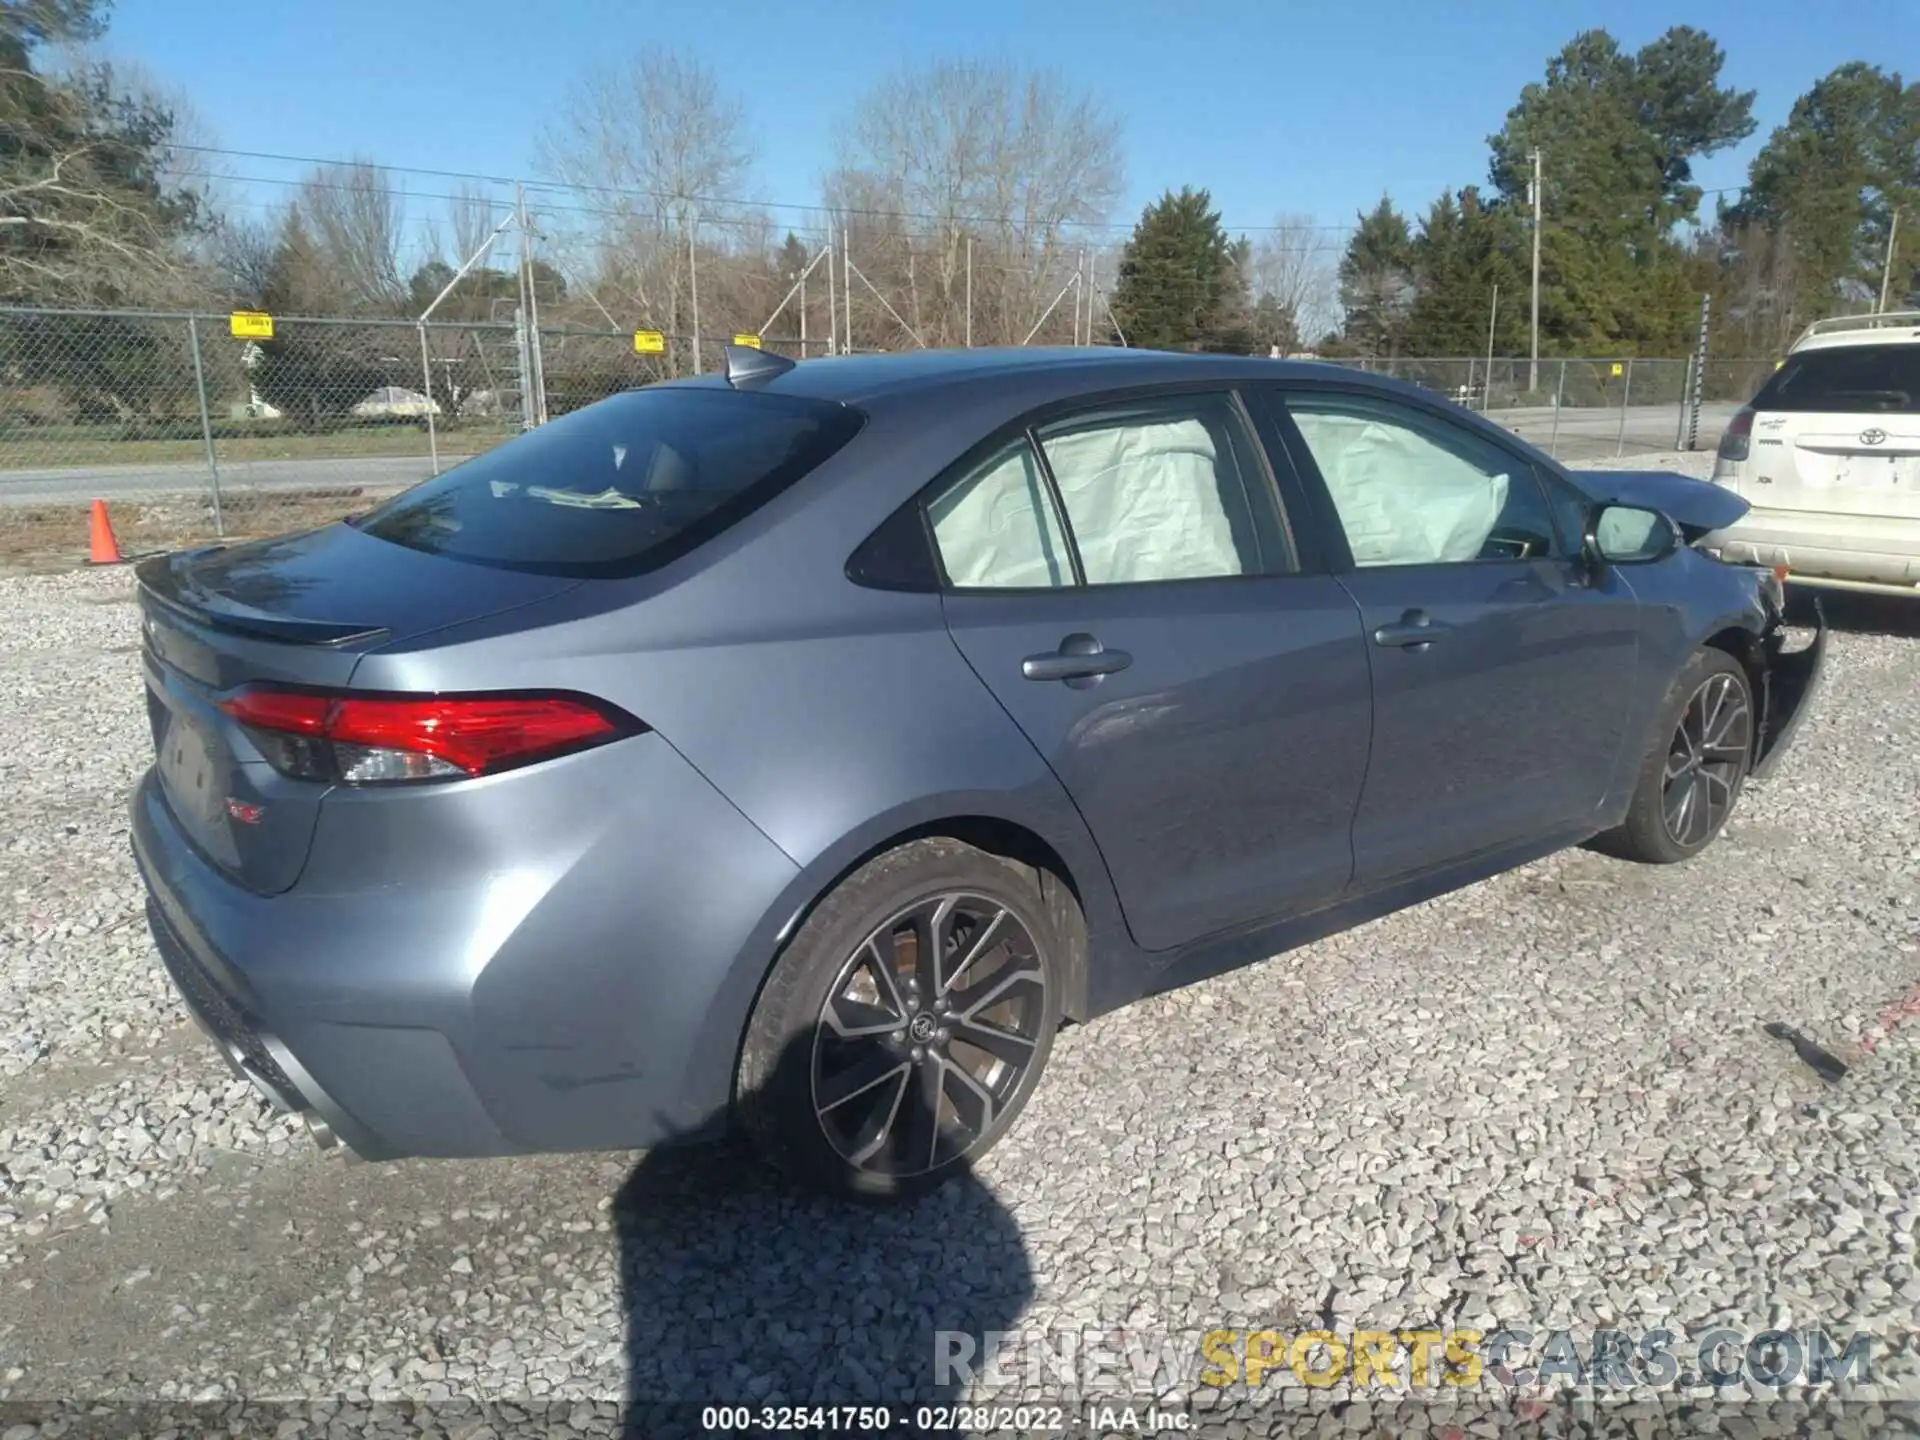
[1033, 393, 1288, 584]
[1283, 393, 1559, 567]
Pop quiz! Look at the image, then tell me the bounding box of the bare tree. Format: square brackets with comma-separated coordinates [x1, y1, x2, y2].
[1249, 214, 1339, 353]
[0, 61, 200, 303]
[536, 48, 753, 370]
[828, 60, 1123, 348]
[273, 160, 408, 314]
[208, 211, 277, 303]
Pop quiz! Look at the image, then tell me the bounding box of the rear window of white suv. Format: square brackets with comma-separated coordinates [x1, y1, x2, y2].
[1754, 345, 1920, 414]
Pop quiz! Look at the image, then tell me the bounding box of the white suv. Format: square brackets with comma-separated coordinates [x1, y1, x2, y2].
[1709, 312, 1920, 595]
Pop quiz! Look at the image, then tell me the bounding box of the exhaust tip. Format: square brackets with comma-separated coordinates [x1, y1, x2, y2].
[304, 1112, 338, 1151]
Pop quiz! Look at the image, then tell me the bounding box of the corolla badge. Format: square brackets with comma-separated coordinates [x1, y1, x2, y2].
[1860, 428, 1888, 445]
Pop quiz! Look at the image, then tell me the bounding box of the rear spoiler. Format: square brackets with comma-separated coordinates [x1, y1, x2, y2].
[136, 551, 389, 648]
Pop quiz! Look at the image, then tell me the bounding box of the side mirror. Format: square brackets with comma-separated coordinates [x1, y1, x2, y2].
[1586, 502, 1679, 566]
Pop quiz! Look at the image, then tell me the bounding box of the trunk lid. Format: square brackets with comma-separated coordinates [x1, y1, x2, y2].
[136, 523, 578, 894]
[1753, 411, 1920, 519]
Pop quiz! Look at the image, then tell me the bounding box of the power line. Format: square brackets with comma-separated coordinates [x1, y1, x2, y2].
[168, 142, 1364, 236]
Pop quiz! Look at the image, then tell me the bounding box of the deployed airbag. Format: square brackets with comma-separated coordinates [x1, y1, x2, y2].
[928, 444, 1069, 588]
[1040, 417, 1243, 582]
[1292, 410, 1508, 565]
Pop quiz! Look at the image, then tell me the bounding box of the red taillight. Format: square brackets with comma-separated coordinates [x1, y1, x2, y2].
[1717, 407, 1755, 462]
[219, 688, 637, 784]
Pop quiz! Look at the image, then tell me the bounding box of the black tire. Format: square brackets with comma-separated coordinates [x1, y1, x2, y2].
[736, 838, 1064, 1202]
[1597, 647, 1754, 865]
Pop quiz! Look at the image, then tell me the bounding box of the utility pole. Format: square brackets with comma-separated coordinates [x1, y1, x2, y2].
[1881, 207, 1902, 314]
[798, 267, 808, 358]
[1528, 147, 1542, 393]
[965, 236, 973, 348]
[688, 213, 702, 374]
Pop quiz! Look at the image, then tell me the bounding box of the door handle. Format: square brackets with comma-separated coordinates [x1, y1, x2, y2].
[1022, 632, 1133, 686]
[1371, 609, 1452, 651]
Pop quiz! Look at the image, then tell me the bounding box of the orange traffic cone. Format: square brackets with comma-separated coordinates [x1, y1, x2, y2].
[87, 498, 122, 565]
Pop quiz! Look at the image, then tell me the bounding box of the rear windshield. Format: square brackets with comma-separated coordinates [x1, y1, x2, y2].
[1754, 345, 1920, 414]
[355, 387, 864, 577]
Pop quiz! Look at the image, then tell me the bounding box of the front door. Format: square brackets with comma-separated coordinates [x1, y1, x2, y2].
[1262, 386, 1644, 887]
[930, 389, 1372, 952]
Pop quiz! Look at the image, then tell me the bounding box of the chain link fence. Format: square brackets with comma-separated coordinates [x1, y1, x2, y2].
[1324, 355, 1781, 462]
[0, 305, 1784, 566]
[0, 307, 683, 563]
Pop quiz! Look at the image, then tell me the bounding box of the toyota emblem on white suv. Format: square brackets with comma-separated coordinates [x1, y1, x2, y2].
[1860, 427, 1888, 445]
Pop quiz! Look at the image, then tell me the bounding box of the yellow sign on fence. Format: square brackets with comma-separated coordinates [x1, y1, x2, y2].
[229, 311, 274, 340]
[1610, 362, 1624, 377]
[633, 329, 665, 354]
[731, 333, 762, 350]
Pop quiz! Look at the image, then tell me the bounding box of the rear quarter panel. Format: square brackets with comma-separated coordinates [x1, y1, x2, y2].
[344, 401, 1141, 1119]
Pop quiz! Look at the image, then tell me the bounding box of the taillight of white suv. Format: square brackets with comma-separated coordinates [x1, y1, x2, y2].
[1716, 407, 1754, 464]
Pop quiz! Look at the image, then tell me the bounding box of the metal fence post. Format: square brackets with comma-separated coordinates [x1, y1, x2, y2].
[418, 322, 441, 475]
[1615, 359, 1633, 457]
[186, 314, 225, 538]
[1547, 358, 1566, 458]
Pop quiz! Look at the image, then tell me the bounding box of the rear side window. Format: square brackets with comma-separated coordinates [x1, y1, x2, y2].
[927, 438, 1073, 589]
[1755, 346, 1920, 414]
[356, 388, 863, 577]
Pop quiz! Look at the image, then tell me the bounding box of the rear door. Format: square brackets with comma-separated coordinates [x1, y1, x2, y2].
[1258, 385, 1643, 887]
[933, 388, 1372, 953]
[1750, 343, 1920, 518]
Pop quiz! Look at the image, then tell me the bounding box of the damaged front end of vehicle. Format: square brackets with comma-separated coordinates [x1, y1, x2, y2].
[1585, 467, 1828, 783]
[1746, 568, 1826, 781]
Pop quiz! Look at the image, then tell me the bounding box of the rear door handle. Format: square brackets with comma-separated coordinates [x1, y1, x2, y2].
[1371, 609, 1452, 650]
[1022, 632, 1133, 686]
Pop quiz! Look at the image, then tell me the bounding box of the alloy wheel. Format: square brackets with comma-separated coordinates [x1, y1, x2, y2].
[811, 892, 1048, 1178]
[1662, 671, 1750, 848]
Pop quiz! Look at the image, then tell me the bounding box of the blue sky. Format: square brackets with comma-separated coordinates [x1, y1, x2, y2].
[109, 0, 1906, 247]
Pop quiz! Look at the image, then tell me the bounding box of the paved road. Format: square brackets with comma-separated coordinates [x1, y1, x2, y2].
[0, 453, 455, 506]
[1488, 400, 1738, 462]
[0, 405, 1738, 506]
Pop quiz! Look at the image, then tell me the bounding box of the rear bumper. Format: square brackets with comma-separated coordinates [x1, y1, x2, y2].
[1710, 507, 1920, 593]
[130, 732, 802, 1161]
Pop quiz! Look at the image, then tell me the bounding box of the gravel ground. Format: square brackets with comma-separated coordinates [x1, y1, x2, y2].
[1, 453, 1917, 1436]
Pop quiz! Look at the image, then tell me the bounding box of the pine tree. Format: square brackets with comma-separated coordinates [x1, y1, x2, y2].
[1404, 188, 1526, 356]
[1337, 198, 1414, 356]
[1485, 27, 1754, 352]
[1109, 188, 1248, 351]
[1727, 63, 1920, 316]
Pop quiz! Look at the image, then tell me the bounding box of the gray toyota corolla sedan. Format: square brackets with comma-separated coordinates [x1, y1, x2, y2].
[132, 346, 1824, 1199]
